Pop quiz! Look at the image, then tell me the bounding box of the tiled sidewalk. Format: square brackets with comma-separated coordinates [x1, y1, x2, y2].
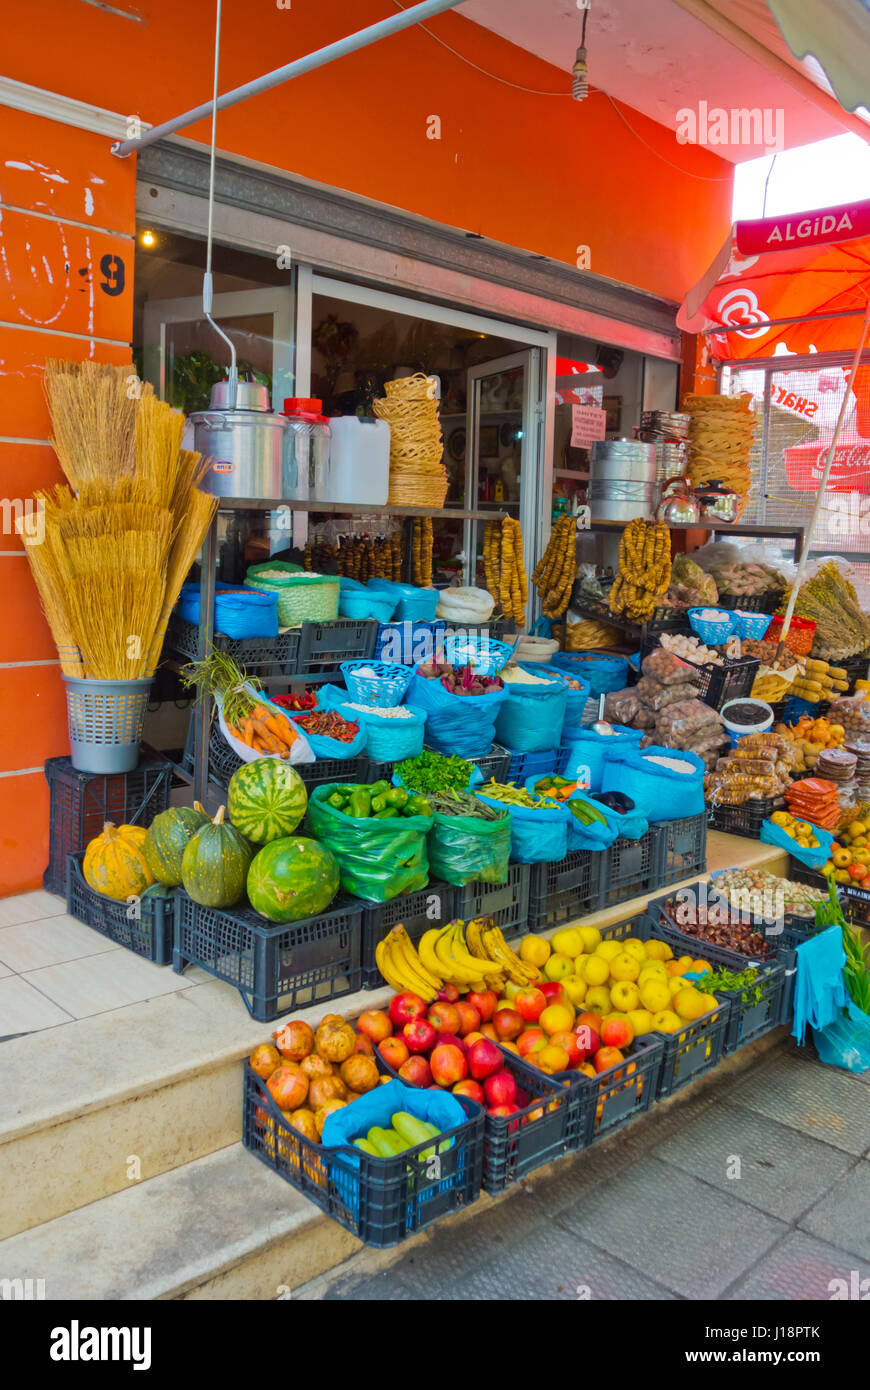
[321, 1043, 870, 1301]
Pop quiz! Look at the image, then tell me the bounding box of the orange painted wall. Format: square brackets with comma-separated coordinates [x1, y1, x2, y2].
[2, 0, 732, 302]
[0, 109, 136, 895]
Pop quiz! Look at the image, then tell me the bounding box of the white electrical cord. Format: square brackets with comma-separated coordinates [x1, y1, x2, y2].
[203, 0, 238, 407]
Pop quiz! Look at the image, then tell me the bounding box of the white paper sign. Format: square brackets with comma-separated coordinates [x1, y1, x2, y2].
[571, 404, 607, 449]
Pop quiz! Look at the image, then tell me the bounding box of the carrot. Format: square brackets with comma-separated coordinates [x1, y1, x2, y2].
[237, 718, 256, 748]
[262, 711, 295, 743]
[250, 721, 284, 754]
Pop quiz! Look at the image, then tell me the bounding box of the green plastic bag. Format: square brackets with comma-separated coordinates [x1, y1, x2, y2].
[427, 809, 511, 887]
[307, 784, 434, 903]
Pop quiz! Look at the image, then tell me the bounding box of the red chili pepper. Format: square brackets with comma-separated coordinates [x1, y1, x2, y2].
[295, 710, 359, 742]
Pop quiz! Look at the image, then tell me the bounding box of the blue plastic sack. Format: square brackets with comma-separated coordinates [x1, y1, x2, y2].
[288, 709, 367, 761]
[475, 790, 568, 863]
[570, 792, 648, 846]
[760, 818, 834, 870]
[812, 999, 870, 1073]
[339, 589, 396, 624]
[321, 1078, 465, 1152]
[561, 724, 644, 792]
[361, 704, 427, 762]
[521, 780, 617, 852]
[793, 925, 847, 1045]
[551, 652, 628, 696]
[546, 672, 590, 729]
[495, 665, 568, 753]
[368, 579, 438, 622]
[178, 581, 278, 639]
[601, 744, 705, 822]
[408, 669, 509, 759]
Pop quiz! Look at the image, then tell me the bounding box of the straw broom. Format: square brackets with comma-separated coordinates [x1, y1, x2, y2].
[145, 455, 217, 676]
[15, 505, 85, 677]
[44, 360, 152, 488]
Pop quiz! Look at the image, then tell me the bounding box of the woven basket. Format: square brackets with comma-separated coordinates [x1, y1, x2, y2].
[383, 372, 438, 401]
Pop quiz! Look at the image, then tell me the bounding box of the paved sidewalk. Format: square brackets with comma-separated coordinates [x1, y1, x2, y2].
[321, 1041, 870, 1301]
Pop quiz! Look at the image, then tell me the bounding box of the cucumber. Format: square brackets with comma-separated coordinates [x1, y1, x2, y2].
[353, 1137, 379, 1156]
[391, 1111, 439, 1148]
[367, 1126, 407, 1158]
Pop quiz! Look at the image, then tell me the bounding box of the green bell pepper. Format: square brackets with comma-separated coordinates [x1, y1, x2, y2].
[371, 793, 388, 813]
[374, 807, 399, 819]
[368, 781, 390, 798]
[348, 788, 372, 819]
[385, 787, 409, 808]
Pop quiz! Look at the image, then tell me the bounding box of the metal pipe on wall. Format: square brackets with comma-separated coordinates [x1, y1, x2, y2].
[112, 0, 468, 158]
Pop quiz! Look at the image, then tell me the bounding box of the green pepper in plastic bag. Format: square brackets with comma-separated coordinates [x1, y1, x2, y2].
[308, 783, 434, 902]
[427, 807, 512, 887]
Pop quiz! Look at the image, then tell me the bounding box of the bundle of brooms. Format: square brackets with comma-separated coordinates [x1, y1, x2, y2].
[18, 361, 217, 681]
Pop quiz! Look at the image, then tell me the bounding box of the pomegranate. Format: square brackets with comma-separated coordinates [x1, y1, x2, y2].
[273, 1020, 314, 1061]
[314, 1019, 356, 1063]
[249, 1043, 282, 1080]
[300, 1054, 334, 1081]
[308, 1074, 348, 1110]
[339, 1054, 379, 1094]
[314, 1099, 347, 1136]
[287, 1108, 319, 1143]
[267, 1065, 309, 1112]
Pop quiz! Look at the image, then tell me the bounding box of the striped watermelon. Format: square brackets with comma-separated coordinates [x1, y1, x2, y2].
[227, 758, 308, 845]
[247, 836, 340, 922]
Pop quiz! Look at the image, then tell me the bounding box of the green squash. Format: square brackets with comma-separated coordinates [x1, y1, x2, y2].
[228, 757, 307, 845]
[181, 805, 253, 908]
[247, 837, 340, 923]
[144, 802, 209, 886]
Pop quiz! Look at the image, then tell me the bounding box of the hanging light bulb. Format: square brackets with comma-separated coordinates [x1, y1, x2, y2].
[572, 7, 590, 103]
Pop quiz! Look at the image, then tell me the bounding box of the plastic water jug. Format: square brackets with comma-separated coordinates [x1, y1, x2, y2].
[327, 415, 390, 506]
[282, 398, 331, 503]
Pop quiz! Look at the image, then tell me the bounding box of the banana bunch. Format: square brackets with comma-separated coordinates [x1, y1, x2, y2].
[376, 925, 441, 1001]
[418, 920, 506, 991]
[466, 915, 541, 987]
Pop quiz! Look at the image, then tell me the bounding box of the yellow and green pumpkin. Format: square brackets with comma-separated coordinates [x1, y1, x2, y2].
[181, 805, 253, 908]
[144, 802, 210, 886]
[83, 822, 155, 901]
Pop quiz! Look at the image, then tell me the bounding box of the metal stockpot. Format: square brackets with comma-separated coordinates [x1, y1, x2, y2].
[589, 439, 657, 521]
[191, 381, 287, 499]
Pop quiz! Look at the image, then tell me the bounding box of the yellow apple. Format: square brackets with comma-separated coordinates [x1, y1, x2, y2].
[621, 939, 648, 964]
[594, 940, 623, 963]
[651, 1009, 682, 1034]
[645, 939, 670, 961]
[674, 987, 708, 1021]
[627, 1008, 654, 1037]
[544, 953, 575, 982]
[585, 984, 612, 1015]
[639, 979, 671, 1013]
[578, 925, 602, 952]
[609, 952, 640, 983]
[519, 934, 550, 968]
[561, 973, 588, 1005]
[581, 955, 610, 986]
[551, 927, 583, 959]
[609, 980, 640, 1012]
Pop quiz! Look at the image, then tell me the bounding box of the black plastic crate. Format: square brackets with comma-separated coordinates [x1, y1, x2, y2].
[839, 651, 869, 691]
[707, 795, 784, 839]
[296, 619, 377, 677]
[173, 887, 364, 1021]
[44, 751, 173, 896]
[502, 746, 559, 785]
[716, 590, 780, 615]
[165, 617, 300, 672]
[528, 850, 600, 931]
[366, 743, 511, 792]
[683, 654, 759, 711]
[652, 813, 707, 889]
[66, 855, 173, 964]
[577, 1035, 663, 1145]
[297, 756, 368, 794]
[243, 1063, 483, 1248]
[361, 881, 457, 989]
[455, 862, 531, 940]
[648, 881, 792, 960]
[596, 831, 656, 909]
[599, 913, 730, 1096]
[789, 857, 870, 929]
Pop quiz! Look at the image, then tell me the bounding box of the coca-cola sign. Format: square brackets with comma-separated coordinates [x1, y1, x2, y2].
[784, 437, 870, 493]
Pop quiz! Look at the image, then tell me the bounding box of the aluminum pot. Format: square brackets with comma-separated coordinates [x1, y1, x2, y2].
[191, 381, 287, 499]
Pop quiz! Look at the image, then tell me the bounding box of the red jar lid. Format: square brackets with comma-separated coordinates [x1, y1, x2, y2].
[282, 397, 327, 421]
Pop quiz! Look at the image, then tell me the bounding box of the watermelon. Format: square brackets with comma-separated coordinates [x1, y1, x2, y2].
[227, 758, 308, 845]
[144, 802, 209, 886]
[247, 836, 340, 922]
[181, 805, 253, 908]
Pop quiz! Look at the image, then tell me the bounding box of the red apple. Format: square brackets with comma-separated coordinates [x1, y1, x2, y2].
[398, 1055, 433, 1088]
[388, 992, 427, 1027]
[403, 1018, 437, 1054]
[427, 1001, 461, 1035]
[434, 1032, 467, 1056]
[487, 1103, 521, 1130]
[467, 989, 498, 1023]
[463, 1031, 486, 1050]
[517, 1027, 547, 1058]
[377, 1036, 409, 1070]
[436, 982, 460, 1003]
[356, 1009, 392, 1044]
[453, 1001, 481, 1037]
[514, 1086, 530, 1109]
[484, 1070, 517, 1108]
[574, 1024, 600, 1059]
[549, 1030, 584, 1068]
[540, 982, 570, 1006]
[492, 1007, 524, 1042]
[514, 987, 547, 1024]
[601, 1017, 632, 1049]
[430, 1043, 467, 1087]
[467, 1037, 504, 1081]
[452, 1078, 485, 1105]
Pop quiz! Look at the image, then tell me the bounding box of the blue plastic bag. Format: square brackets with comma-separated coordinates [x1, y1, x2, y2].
[178, 581, 278, 639]
[601, 745, 705, 822]
[547, 671, 590, 729]
[792, 925, 847, 1045]
[551, 652, 628, 696]
[569, 792, 648, 846]
[408, 669, 509, 759]
[813, 999, 870, 1073]
[368, 579, 439, 622]
[321, 1079, 465, 1152]
[360, 705, 427, 762]
[561, 724, 644, 792]
[760, 818, 834, 870]
[288, 710, 367, 761]
[475, 790, 569, 863]
[495, 665, 568, 753]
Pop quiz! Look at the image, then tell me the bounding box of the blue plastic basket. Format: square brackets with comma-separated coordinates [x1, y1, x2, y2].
[688, 607, 734, 645]
[339, 590, 397, 624]
[340, 660, 414, 707]
[438, 632, 514, 676]
[730, 609, 772, 640]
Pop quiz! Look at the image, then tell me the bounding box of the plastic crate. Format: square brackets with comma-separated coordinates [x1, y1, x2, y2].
[455, 862, 531, 940]
[374, 619, 443, 665]
[296, 619, 377, 677]
[173, 888, 364, 1021]
[652, 813, 707, 889]
[165, 617, 300, 672]
[841, 651, 870, 691]
[297, 756, 368, 794]
[599, 913, 730, 1096]
[43, 751, 173, 896]
[364, 743, 511, 791]
[789, 857, 870, 929]
[576, 1035, 663, 1145]
[528, 850, 600, 931]
[716, 590, 780, 615]
[596, 831, 656, 910]
[648, 881, 795, 961]
[707, 795, 785, 839]
[683, 654, 760, 711]
[361, 881, 457, 989]
[66, 854, 173, 964]
[502, 746, 559, 785]
[243, 1063, 483, 1248]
